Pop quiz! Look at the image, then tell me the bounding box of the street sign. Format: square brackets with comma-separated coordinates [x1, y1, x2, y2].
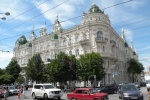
[114, 72, 118, 76]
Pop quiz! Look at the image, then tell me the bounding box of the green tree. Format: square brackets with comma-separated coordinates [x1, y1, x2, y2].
[6, 59, 21, 83]
[0, 68, 4, 75]
[0, 73, 15, 84]
[46, 52, 71, 83]
[127, 58, 144, 82]
[26, 53, 45, 83]
[16, 75, 25, 84]
[77, 52, 105, 86]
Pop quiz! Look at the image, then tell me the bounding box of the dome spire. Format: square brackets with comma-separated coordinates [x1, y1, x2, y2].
[29, 26, 35, 41]
[121, 28, 125, 41]
[53, 15, 62, 32]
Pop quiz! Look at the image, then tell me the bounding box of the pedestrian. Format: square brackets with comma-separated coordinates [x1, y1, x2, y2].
[64, 85, 67, 93]
[0, 86, 2, 100]
[16, 87, 21, 100]
[22, 86, 26, 98]
[4, 87, 9, 100]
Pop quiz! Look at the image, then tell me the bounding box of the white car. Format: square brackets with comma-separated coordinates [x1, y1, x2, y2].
[31, 84, 63, 100]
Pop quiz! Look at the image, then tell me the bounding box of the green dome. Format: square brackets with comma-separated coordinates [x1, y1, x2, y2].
[51, 34, 58, 40]
[89, 4, 104, 13]
[16, 35, 27, 46]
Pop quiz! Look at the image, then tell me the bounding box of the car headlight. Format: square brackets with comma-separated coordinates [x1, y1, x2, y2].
[123, 93, 129, 96]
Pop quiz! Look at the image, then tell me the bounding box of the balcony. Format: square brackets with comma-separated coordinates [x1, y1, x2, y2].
[95, 37, 108, 43]
[110, 40, 116, 46]
[79, 39, 89, 45]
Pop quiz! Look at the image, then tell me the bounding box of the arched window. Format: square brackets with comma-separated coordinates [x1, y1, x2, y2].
[97, 31, 103, 39]
[75, 49, 79, 56]
[103, 46, 105, 52]
[69, 50, 72, 55]
[75, 35, 79, 42]
[63, 39, 66, 46]
[97, 45, 100, 52]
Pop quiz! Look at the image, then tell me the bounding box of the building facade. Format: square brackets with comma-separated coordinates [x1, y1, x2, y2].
[13, 4, 139, 85]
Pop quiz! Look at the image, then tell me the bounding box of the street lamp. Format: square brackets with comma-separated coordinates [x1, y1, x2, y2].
[0, 12, 10, 16]
[0, 12, 10, 21]
[0, 17, 6, 20]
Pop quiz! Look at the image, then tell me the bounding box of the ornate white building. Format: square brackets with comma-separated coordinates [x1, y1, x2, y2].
[13, 4, 139, 85]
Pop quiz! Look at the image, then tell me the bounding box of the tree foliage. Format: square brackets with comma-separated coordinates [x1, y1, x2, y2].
[16, 75, 25, 84]
[127, 58, 144, 82]
[0, 73, 15, 84]
[77, 52, 105, 81]
[26, 53, 45, 83]
[6, 59, 21, 82]
[46, 52, 71, 82]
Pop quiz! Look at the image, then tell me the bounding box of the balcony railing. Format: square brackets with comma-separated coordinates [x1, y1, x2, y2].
[110, 40, 116, 46]
[79, 39, 89, 45]
[95, 37, 108, 43]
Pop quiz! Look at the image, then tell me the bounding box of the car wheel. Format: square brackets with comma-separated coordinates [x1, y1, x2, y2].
[121, 96, 124, 100]
[58, 97, 61, 100]
[94, 98, 99, 100]
[71, 98, 76, 100]
[44, 93, 48, 100]
[32, 93, 37, 99]
[119, 96, 121, 99]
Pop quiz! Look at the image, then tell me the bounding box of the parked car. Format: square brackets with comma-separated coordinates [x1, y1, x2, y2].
[31, 84, 63, 100]
[8, 86, 18, 95]
[118, 84, 143, 100]
[95, 85, 118, 94]
[67, 88, 109, 100]
[140, 82, 146, 87]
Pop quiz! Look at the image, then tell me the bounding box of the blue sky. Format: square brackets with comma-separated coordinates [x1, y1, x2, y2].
[0, 0, 150, 71]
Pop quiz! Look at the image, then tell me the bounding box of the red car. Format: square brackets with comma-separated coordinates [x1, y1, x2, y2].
[67, 88, 109, 100]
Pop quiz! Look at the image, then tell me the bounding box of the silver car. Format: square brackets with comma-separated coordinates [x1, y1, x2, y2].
[118, 84, 143, 100]
[8, 86, 18, 95]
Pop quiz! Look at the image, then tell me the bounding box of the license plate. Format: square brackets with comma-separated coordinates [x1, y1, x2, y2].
[131, 96, 138, 99]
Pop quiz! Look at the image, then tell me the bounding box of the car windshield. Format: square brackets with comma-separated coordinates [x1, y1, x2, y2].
[122, 85, 137, 91]
[9, 86, 15, 89]
[43, 85, 54, 89]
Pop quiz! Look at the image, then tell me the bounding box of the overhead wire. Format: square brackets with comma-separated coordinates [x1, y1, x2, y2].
[0, 0, 50, 26]
[0, 0, 134, 42]
[0, 0, 70, 35]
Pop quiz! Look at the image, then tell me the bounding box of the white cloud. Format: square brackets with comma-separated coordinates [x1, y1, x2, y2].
[32, 0, 85, 28]
[123, 28, 133, 41]
[0, 0, 33, 21]
[0, 52, 13, 69]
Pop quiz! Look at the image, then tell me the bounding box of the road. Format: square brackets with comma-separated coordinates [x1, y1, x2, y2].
[5, 87, 149, 100]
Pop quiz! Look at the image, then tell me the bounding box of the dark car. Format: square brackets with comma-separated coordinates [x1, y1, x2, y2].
[140, 82, 146, 87]
[96, 85, 118, 94]
[118, 84, 143, 100]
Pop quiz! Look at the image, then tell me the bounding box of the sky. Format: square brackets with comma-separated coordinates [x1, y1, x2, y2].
[0, 0, 150, 71]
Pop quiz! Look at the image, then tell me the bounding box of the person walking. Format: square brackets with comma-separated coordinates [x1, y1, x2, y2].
[0, 86, 2, 100]
[4, 87, 9, 100]
[22, 86, 26, 98]
[16, 87, 21, 100]
[64, 85, 67, 93]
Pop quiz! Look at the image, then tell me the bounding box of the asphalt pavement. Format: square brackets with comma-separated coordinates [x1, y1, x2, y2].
[4, 87, 150, 100]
